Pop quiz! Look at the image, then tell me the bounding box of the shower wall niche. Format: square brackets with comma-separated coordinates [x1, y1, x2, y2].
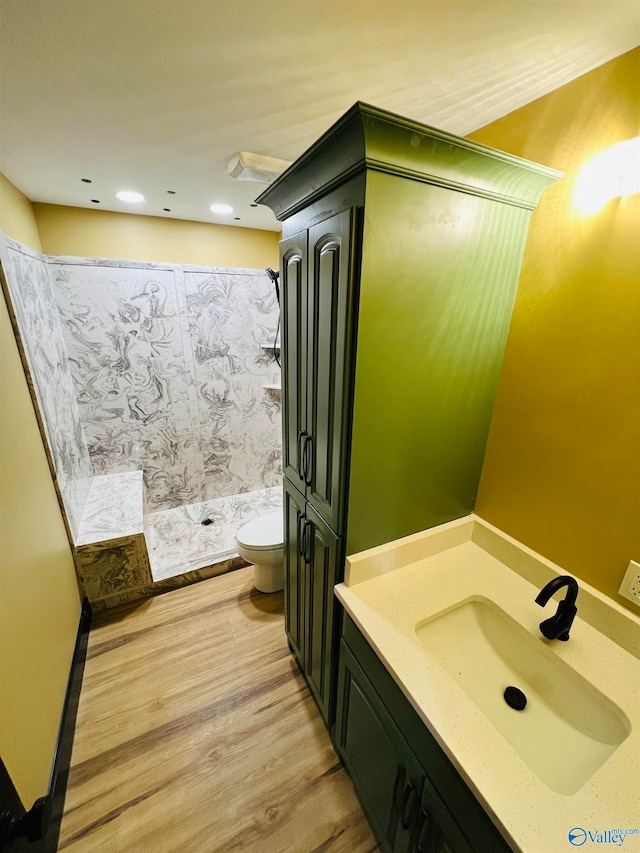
[50, 256, 282, 511]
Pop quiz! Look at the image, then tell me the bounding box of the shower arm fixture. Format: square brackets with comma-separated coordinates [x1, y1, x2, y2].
[265, 268, 280, 304]
[265, 268, 281, 367]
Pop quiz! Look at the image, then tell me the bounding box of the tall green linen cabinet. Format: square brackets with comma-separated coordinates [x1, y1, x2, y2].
[257, 103, 560, 726]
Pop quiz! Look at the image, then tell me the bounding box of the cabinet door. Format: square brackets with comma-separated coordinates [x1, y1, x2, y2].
[335, 640, 424, 853]
[306, 208, 357, 532]
[280, 231, 308, 494]
[303, 502, 341, 723]
[341, 616, 513, 853]
[283, 477, 307, 664]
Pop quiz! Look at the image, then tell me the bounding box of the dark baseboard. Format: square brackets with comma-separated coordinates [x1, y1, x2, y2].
[0, 758, 25, 848]
[1, 598, 92, 853]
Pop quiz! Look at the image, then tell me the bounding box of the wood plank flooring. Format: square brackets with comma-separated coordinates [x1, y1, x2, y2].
[59, 566, 380, 852]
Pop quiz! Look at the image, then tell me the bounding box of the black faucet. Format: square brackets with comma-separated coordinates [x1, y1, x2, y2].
[535, 575, 579, 641]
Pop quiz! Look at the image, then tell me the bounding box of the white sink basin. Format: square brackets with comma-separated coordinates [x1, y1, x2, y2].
[415, 596, 631, 794]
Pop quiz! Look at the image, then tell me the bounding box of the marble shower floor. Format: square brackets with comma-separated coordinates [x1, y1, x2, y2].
[145, 486, 282, 582]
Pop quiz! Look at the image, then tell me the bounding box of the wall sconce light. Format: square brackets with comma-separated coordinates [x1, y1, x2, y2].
[572, 136, 640, 215]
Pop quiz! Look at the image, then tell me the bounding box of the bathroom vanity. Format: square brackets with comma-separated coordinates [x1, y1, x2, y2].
[336, 614, 510, 853]
[334, 515, 640, 853]
[257, 103, 561, 726]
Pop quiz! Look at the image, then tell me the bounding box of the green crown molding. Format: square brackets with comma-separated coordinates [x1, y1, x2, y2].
[256, 102, 563, 220]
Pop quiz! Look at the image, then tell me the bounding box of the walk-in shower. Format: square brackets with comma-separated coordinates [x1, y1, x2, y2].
[1, 233, 282, 604]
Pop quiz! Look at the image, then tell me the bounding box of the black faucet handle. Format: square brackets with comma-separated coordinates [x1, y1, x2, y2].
[539, 599, 577, 641]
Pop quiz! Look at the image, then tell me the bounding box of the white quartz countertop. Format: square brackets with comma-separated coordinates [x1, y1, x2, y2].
[335, 515, 640, 853]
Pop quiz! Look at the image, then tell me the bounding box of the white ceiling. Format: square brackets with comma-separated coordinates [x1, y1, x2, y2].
[1, 0, 638, 232]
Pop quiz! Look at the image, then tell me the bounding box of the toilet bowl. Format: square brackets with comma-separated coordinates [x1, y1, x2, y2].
[235, 511, 284, 593]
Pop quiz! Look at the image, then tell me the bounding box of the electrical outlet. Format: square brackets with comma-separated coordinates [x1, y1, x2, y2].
[618, 559, 640, 607]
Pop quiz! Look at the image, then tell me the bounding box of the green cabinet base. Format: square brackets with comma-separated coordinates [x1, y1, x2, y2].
[284, 477, 343, 724]
[335, 615, 513, 853]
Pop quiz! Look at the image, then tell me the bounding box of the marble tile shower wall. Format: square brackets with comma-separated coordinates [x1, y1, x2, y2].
[49, 256, 282, 511]
[0, 236, 93, 540]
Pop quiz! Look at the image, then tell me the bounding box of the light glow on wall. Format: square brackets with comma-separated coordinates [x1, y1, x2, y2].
[572, 136, 640, 215]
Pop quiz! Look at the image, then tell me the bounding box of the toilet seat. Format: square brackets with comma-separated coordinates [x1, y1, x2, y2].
[236, 511, 283, 551]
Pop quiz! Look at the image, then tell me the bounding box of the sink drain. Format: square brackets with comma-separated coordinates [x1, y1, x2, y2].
[504, 685, 527, 711]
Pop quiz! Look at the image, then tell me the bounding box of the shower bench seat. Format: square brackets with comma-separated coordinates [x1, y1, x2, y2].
[73, 471, 152, 610]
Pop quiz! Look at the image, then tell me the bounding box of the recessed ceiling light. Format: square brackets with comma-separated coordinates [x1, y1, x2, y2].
[116, 190, 145, 203]
[209, 203, 233, 215]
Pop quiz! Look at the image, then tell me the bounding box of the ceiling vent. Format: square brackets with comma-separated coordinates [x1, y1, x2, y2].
[226, 151, 291, 184]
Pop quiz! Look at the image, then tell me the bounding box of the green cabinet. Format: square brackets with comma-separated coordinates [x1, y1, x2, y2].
[335, 616, 513, 853]
[280, 208, 357, 533]
[258, 103, 560, 728]
[283, 477, 340, 722]
[279, 207, 358, 723]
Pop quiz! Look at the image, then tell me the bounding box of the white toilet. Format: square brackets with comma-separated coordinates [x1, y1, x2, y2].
[235, 511, 284, 593]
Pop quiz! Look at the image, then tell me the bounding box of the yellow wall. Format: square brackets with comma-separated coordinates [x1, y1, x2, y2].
[34, 203, 280, 268]
[0, 176, 81, 806]
[0, 172, 43, 251]
[471, 48, 640, 608]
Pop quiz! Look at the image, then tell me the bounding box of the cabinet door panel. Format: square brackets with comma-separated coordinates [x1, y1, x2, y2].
[306, 208, 357, 531]
[280, 232, 308, 493]
[283, 478, 307, 663]
[431, 835, 455, 853]
[336, 640, 424, 853]
[337, 658, 398, 850]
[304, 502, 340, 723]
